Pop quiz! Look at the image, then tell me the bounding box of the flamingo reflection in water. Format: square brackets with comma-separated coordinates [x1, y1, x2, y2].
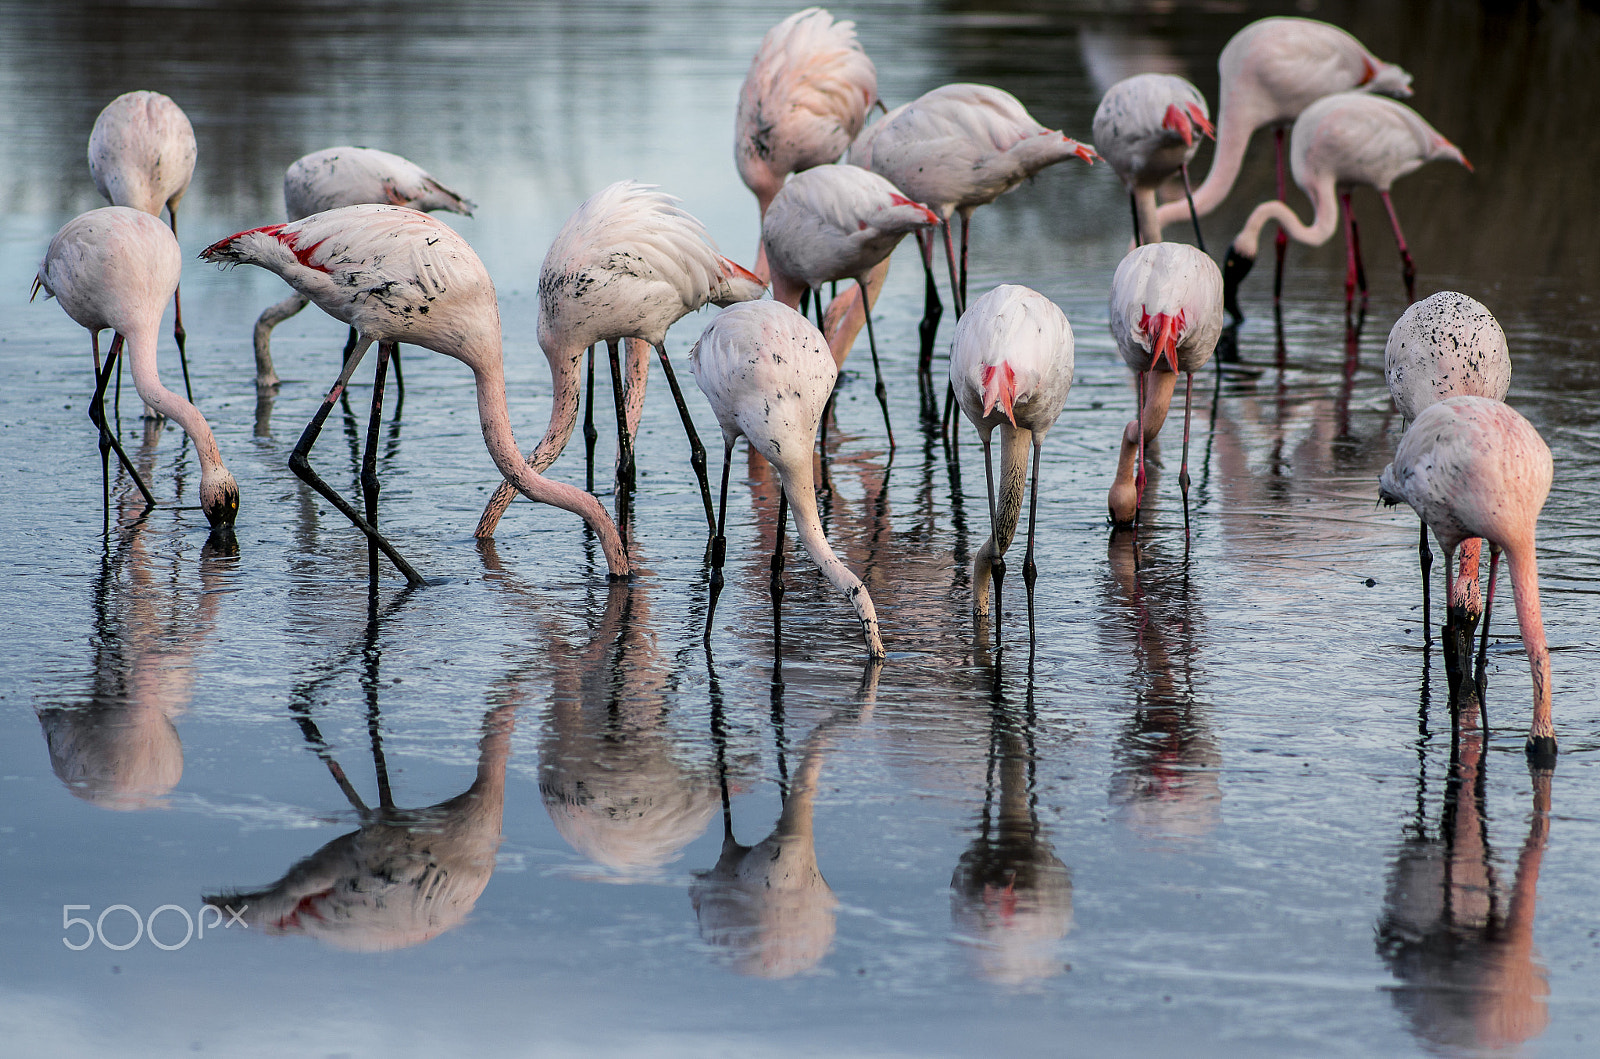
[950, 658, 1071, 985]
[690, 657, 880, 978]
[1377, 692, 1552, 1053]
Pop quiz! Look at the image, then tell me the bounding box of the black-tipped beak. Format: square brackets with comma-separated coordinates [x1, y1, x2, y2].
[1222, 246, 1254, 327]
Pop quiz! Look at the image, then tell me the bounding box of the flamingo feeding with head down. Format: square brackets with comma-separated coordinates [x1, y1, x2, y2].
[1107, 242, 1225, 528]
[1093, 73, 1214, 248]
[735, 6, 878, 281]
[202, 203, 630, 584]
[762, 163, 939, 448]
[88, 91, 198, 402]
[34, 207, 239, 538]
[1379, 396, 1555, 766]
[861, 83, 1097, 374]
[251, 146, 475, 391]
[473, 181, 766, 543]
[1221, 92, 1470, 326]
[1151, 17, 1412, 289]
[949, 285, 1074, 645]
[1384, 291, 1512, 692]
[692, 300, 884, 660]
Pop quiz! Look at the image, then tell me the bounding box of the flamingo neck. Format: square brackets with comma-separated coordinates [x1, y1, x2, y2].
[769, 266, 806, 310]
[1231, 176, 1335, 259]
[772, 451, 884, 658]
[1506, 543, 1552, 739]
[972, 424, 1032, 615]
[1132, 187, 1162, 247]
[1154, 110, 1264, 234]
[470, 358, 630, 577]
[527, 338, 587, 474]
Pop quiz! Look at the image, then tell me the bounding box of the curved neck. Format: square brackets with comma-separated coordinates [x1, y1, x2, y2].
[529, 338, 587, 474]
[472, 358, 630, 577]
[1231, 175, 1335, 258]
[123, 329, 225, 475]
[1157, 110, 1260, 231]
[772, 451, 883, 658]
[1506, 543, 1552, 739]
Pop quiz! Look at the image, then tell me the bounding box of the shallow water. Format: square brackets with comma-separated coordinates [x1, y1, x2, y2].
[3, 1, 1599, 1055]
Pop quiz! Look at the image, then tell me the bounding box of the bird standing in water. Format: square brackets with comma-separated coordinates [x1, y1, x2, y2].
[202, 204, 630, 584]
[1107, 242, 1225, 529]
[950, 285, 1074, 645]
[35, 207, 239, 537]
[88, 91, 198, 402]
[1093, 73, 1214, 248]
[251, 146, 475, 391]
[692, 300, 884, 660]
[1379, 396, 1555, 765]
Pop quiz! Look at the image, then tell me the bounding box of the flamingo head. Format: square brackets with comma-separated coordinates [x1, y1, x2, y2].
[1358, 56, 1414, 99]
[1138, 307, 1185, 374]
[1161, 103, 1214, 148]
[980, 362, 1018, 426]
[712, 256, 768, 306]
[1432, 136, 1473, 173]
[869, 193, 941, 235]
[1064, 136, 1100, 165]
[201, 467, 241, 531]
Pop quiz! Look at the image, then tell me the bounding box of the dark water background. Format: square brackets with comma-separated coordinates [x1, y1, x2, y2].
[2, 1, 1598, 1055]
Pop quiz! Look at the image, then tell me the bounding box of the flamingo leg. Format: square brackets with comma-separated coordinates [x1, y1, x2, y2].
[289, 335, 425, 586]
[390, 344, 404, 405]
[1273, 127, 1288, 306]
[1180, 370, 1194, 539]
[169, 211, 193, 403]
[770, 487, 789, 652]
[704, 438, 734, 649]
[1340, 191, 1360, 311]
[958, 209, 971, 312]
[583, 343, 597, 493]
[1181, 163, 1206, 254]
[942, 220, 964, 317]
[1023, 439, 1042, 649]
[361, 341, 393, 585]
[1134, 369, 1148, 524]
[1379, 190, 1418, 304]
[1128, 193, 1141, 246]
[812, 288, 836, 454]
[1419, 521, 1434, 648]
[859, 281, 895, 453]
[915, 230, 944, 379]
[608, 340, 636, 496]
[1439, 538, 1457, 716]
[89, 332, 155, 529]
[982, 429, 1004, 646]
[654, 342, 717, 534]
[1476, 543, 1500, 713]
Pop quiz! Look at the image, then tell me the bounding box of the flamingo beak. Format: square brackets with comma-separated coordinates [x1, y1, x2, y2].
[719, 256, 766, 287]
[1141, 309, 1184, 374]
[1162, 104, 1194, 147]
[980, 362, 1018, 427]
[1065, 136, 1099, 164]
[890, 193, 941, 227]
[1186, 103, 1215, 141]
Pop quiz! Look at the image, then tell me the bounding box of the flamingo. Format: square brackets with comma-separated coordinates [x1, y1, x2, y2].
[762, 163, 939, 448]
[1092, 73, 1214, 248]
[1379, 396, 1555, 764]
[1152, 17, 1412, 295]
[33, 207, 239, 536]
[201, 203, 631, 584]
[862, 83, 1097, 367]
[252, 146, 475, 391]
[692, 300, 884, 659]
[949, 285, 1074, 644]
[1221, 92, 1470, 325]
[735, 6, 878, 280]
[1384, 292, 1511, 669]
[473, 181, 766, 541]
[1107, 242, 1225, 527]
[88, 91, 198, 402]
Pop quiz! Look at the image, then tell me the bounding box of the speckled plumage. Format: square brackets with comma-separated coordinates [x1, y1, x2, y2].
[284, 146, 475, 221]
[1093, 74, 1210, 192]
[1385, 291, 1511, 422]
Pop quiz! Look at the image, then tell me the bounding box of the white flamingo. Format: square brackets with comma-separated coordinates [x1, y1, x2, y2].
[1379, 396, 1556, 765]
[1107, 242, 1225, 527]
[949, 285, 1074, 642]
[1221, 92, 1470, 324]
[1092, 73, 1214, 247]
[252, 146, 475, 390]
[1152, 16, 1412, 292]
[763, 163, 939, 447]
[735, 6, 878, 280]
[88, 91, 198, 402]
[473, 181, 766, 541]
[201, 203, 631, 583]
[1384, 291, 1512, 660]
[34, 207, 239, 535]
[692, 300, 884, 659]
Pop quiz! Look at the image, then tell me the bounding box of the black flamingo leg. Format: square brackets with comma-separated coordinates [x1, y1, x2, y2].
[608, 340, 636, 497]
[89, 333, 155, 530]
[583, 344, 597, 493]
[860, 281, 895, 453]
[915, 231, 943, 380]
[1182, 163, 1206, 254]
[289, 336, 425, 586]
[361, 342, 392, 586]
[1180, 371, 1194, 540]
[1024, 441, 1041, 650]
[1476, 544, 1500, 708]
[1419, 522, 1434, 649]
[654, 342, 717, 533]
[982, 429, 1004, 648]
[705, 439, 734, 650]
[1273, 127, 1288, 307]
[169, 212, 193, 403]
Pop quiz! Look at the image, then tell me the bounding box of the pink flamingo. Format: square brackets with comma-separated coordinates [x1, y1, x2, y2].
[473, 181, 765, 541]
[1221, 92, 1470, 326]
[735, 6, 878, 280]
[252, 146, 475, 390]
[1092, 73, 1214, 247]
[949, 285, 1075, 643]
[34, 207, 239, 536]
[693, 300, 884, 659]
[1153, 17, 1412, 295]
[88, 91, 199, 402]
[1379, 396, 1556, 765]
[763, 163, 938, 448]
[202, 204, 630, 584]
[1107, 242, 1225, 528]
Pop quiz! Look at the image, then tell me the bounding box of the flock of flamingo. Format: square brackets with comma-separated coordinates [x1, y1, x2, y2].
[32, 10, 1558, 765]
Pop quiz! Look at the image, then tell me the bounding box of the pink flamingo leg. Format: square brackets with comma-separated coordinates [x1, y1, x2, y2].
[1379, 190, 1418, 304]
